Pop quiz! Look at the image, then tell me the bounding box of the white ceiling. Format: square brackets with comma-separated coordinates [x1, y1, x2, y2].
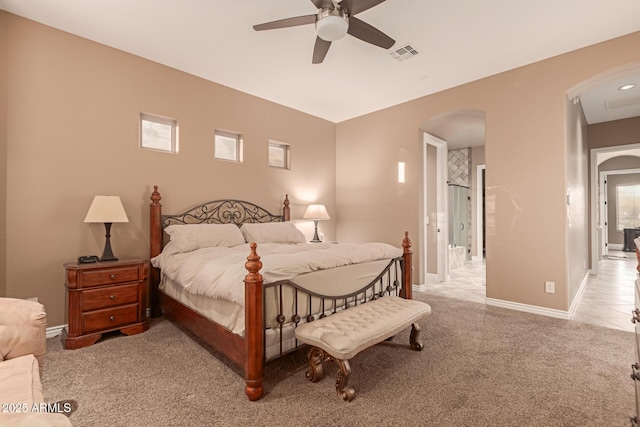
[2, 0, 640, 142]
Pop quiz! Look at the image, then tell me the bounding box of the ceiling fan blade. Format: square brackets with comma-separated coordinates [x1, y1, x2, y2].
[312, 37, 332, 64]
[310, 0, 335, 9]
[339, 0, 386, 15]
[347, 16, 394, 49]
[253, 14, 316, 31]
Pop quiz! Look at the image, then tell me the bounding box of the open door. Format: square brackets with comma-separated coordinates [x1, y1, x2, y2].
[422, 132, 448, 283]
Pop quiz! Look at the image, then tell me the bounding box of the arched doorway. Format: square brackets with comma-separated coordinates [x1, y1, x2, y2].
[419, 109, 487, 300]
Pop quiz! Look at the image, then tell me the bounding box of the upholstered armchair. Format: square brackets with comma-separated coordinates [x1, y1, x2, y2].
[0, 298, 72, 426]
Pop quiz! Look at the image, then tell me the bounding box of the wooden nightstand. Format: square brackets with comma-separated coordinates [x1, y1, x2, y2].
[62, 258, 149, 349]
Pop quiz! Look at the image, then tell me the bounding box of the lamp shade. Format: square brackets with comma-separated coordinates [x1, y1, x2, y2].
[84, 196, 129, 223]
[303, 204, 330, 221]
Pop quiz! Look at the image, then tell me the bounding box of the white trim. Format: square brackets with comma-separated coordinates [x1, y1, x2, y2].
[475, 164, 485, 262]
[568, 270, 590, 318]
[485, 298, 570, 319]
[599, 171, 608, 256]
[602, 168, 640, 237]
[567, 61, 640, 101]
[46, 325, 66, 339]
[609, 243, 624, 251]
[412, 284, 428, 292]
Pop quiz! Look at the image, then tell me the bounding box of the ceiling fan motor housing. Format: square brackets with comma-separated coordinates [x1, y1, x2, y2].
[316, 8, 349, 41]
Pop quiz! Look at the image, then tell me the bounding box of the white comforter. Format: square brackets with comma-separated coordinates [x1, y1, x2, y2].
[151, 242, 402, 306]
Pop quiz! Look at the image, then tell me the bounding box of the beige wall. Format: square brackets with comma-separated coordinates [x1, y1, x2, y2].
[565, 97, 589, 304]
[0, 12, 7, 297]
[589, 117, 640, 149]
[3, 12, 336, 325]
[337, 31, 640, 311]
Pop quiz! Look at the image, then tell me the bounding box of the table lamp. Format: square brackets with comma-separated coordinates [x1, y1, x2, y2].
[303, 204, 330, 243]
[84, 195, 129, 262]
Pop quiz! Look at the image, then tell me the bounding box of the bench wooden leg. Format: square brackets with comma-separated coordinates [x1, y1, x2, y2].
[305, 347, 356, 402]
[306, 347, 327, 383]
[410, 322, 424, 351]
[334, 358, 355, 402]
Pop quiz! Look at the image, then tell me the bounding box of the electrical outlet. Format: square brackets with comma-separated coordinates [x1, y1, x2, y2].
[26, 297, 38, 302]
[545, 281, 555, 294]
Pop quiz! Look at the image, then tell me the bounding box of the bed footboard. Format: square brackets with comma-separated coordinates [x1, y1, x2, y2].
[260, 232, 413, 362]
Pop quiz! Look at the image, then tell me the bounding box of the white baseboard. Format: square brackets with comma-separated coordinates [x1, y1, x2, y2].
[46, 325, 66, 339]
[485, 298, 570, 319]
[609, 243, 623, 251]
[413, 284, 428, 292]
[46, 308, 152, 339]
[568, 270, 590, 318]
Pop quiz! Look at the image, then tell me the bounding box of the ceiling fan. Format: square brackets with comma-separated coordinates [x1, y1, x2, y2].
[253, 0, 395, 64]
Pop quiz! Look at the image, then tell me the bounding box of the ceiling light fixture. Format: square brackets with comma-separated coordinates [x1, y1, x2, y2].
[618, 84, 637, 91]
[316, 9, 348, 42]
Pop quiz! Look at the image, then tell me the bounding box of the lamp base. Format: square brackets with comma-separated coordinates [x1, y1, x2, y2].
[100, 222, 119, 262]
[310, 220, 322, 243]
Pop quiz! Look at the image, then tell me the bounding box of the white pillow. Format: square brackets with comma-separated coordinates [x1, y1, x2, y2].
[240, 222, 306, 244]
[165, 223, 245, 254]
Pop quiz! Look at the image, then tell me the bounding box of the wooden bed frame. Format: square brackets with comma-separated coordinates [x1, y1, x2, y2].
[148, 185, 413, 400]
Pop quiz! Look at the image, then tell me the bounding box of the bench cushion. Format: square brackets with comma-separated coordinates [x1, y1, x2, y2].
[295, 296, 431, 360]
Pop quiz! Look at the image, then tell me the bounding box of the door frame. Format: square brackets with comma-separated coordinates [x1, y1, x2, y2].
[421, 132, 449, 282]
[473, 164, 486, 261]
[590, 143, 640, 274]
[599, 168, 640, 254]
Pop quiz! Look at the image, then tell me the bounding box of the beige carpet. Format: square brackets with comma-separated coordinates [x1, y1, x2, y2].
[43, 293, 635, 426]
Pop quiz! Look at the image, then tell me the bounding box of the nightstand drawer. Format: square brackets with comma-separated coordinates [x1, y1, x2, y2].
[81, 266, 139, 288]
[82, 304, 139, 333]
[81, 283, 138, 311]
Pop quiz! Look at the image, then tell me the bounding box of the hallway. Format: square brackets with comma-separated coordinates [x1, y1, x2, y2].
[418, 250, 637, 332]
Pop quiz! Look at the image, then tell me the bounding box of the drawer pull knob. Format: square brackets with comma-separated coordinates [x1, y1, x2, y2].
[110, 295, 116, 300]
[110, 274, 116, 280]
[632, 308, 640, 324]
[109, 316, 115, 322]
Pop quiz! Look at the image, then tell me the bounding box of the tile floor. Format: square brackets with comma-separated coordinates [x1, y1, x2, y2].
[417, 250, 637, 332]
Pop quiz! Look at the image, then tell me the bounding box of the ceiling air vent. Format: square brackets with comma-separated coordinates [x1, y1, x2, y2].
[389, 43, 419, 62]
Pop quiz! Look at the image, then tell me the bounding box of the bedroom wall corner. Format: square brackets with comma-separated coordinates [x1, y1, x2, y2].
[0, 11, 8, 298]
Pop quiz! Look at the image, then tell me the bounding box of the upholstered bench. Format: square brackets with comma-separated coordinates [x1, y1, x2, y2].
[294, 296, 432, 401]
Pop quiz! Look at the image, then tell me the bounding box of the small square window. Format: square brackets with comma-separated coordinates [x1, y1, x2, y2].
[269, 141, 290, 169]
[215, 130, 243, 162]
[140, 113, 178, 153]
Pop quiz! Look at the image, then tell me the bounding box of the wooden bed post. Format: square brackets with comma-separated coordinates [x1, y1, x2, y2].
[401, 231, 413, 300]
[283, 194, 290, 221]
[244, 243, 264, 401]
[149, 185, 163, 318]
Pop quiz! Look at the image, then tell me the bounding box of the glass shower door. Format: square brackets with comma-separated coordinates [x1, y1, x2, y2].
[448, 185, 469, 250]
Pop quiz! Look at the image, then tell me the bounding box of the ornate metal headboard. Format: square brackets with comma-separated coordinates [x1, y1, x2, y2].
[161, 196, 290, 229]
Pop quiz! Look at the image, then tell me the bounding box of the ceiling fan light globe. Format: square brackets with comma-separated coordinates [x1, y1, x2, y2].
[316, 13, 348, 41]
